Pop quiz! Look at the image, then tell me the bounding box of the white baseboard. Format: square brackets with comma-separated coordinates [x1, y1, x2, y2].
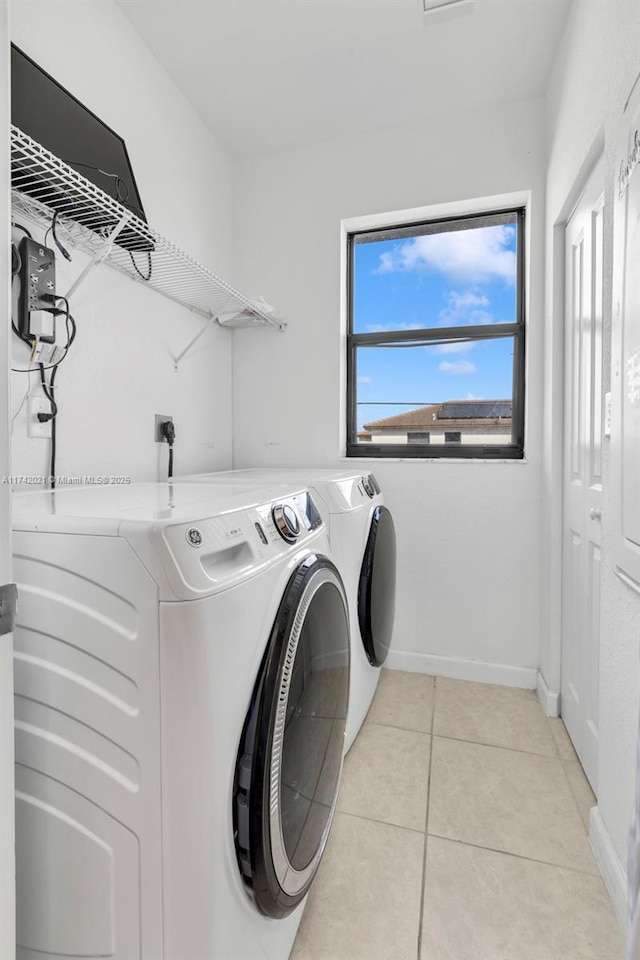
[589, 806, 627, 931]
[385, 650, 537, 689]
[536, 670, 560, 717]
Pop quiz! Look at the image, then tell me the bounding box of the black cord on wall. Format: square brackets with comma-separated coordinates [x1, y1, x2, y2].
[129, 250, 152, 281]
[10, 222, 78, 491]
[160, 420, 175, 480]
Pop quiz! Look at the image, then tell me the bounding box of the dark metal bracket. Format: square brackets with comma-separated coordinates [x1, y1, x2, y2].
[0, 583, 18, 637]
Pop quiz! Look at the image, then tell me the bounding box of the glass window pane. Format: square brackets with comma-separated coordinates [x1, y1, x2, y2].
[352, 218, 518, 334]
[354, 338, 515, 448]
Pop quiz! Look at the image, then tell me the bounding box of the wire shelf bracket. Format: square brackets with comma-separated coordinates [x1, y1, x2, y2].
[172, 318, 212, 372]
[10, 125, 286, 332]
[65, 211, 132, 301]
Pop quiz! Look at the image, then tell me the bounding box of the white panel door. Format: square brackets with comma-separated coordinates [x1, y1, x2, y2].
[562, 158, 604, 792]
[611, 83, 640, 595]
[0, 2, 16, 957]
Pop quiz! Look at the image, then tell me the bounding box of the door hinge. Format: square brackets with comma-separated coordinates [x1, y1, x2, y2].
[0, 584, 18, 637]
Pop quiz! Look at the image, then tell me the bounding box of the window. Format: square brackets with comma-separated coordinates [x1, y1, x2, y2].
[346, 208, 525, 459]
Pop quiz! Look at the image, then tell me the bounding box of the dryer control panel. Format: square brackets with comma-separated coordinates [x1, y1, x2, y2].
[361, 474, 381, 499]
[322, 474, 382, 512]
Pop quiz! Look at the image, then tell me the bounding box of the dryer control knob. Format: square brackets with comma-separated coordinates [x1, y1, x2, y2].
[362, 475, 376, 498]
[272, 503, 301, 543]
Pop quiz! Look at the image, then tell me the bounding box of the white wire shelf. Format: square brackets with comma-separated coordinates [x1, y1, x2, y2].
[10, 125, 285, 331]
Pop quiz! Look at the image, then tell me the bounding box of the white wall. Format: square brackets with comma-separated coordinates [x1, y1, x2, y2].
[542, 0, 640, 911]
[232, 98, 546, 683]
[10, 0, 233, 482]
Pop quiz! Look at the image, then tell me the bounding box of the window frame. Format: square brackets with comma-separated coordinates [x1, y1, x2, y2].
[346, 207, 526, 460]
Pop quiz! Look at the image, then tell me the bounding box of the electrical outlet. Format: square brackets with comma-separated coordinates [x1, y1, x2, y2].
[155, 414, 173, 442]
[27, 397, 52, 439]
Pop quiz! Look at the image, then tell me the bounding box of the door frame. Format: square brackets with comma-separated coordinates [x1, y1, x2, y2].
[540, 133, 605, 717]
[560, 156, 605, 790]
[0, 1, 15, 956]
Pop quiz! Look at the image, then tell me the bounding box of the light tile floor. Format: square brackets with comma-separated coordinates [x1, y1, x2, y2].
[291, 670, 624, 960]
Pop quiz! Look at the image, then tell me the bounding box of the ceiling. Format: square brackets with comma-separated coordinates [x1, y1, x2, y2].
[116, 0, 572, 158]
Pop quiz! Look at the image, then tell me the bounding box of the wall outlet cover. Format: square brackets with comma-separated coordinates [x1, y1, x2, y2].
[155, 414, 173, 442]
[27, 396, 52, 439]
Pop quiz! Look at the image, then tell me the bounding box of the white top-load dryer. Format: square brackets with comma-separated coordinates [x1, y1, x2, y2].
[12, 481, 350, 960]
[176, 469, 396, 751]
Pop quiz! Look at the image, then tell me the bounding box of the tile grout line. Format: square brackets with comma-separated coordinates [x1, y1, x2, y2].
[365, 718, 432, 736]
[416, 677, 437, 960]
[427, 832, 602, 879]
[546, 714, 595, 835]
[431, 725, 596, 863]
[558, 751, 596, 836]
[547, 715, 565, 761]
[337, 808, 427, 838]
[432, 731, 564, 760]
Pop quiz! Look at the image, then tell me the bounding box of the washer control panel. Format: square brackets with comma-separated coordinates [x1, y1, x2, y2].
[256, 491, 322, 546]
[272, 503, 301, 543]
[158, 490, 325, 597]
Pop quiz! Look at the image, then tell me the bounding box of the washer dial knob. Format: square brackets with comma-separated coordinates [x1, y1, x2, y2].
[272, 503, 301, 543]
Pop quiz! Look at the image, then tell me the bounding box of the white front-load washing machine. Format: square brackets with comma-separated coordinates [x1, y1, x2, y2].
[12, 481, 350, 960]
[176, 469, 396, 752]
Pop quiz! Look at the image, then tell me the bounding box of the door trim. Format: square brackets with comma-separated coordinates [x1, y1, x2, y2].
[538, 135, 605, 717]
[560, 159, 605, 790]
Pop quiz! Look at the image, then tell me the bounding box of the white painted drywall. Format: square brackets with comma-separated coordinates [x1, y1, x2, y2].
[10, 0, 234, 482]
[232, 98, 546, 677]
[542, 0, 640, 888]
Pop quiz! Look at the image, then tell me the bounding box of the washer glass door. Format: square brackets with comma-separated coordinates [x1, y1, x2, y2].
[234, 555, 350, 918]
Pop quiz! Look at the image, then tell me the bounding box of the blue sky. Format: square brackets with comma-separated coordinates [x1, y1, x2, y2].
[353, 222, 517, 430]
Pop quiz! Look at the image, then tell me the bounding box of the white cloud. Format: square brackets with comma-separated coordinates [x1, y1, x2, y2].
[365, 320, 424, 333]
[465, 392, 484, 400]
[435, 341, 476, 355]
[439, 289, 493, 326]
[375, 225, 516, 284]
[376, 252, 395, 274]
[358, 375, 372, 384]
[438, 360, 477, 375]
[433, 287, 493, 352]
